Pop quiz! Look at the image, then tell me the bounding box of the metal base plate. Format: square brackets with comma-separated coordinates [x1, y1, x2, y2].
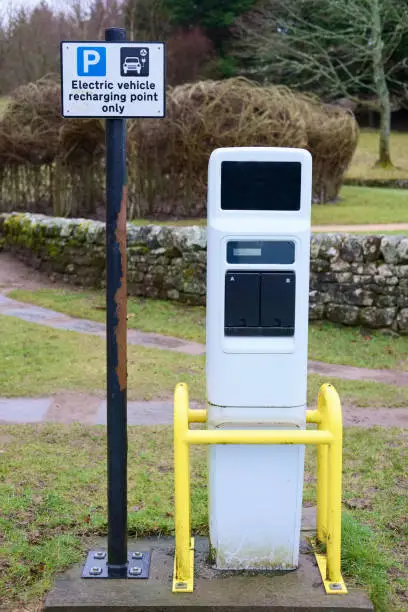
[82, 550, 151, 579]
[309, 539, 347, 595]
[172, 537, 195, 593]
[314, 552, 347, 595]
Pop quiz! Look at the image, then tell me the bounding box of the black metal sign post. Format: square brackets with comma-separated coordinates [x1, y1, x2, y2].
[81, 27, 151, 579]
[105, 25, 129, 578]
[61, 26, 164, 581]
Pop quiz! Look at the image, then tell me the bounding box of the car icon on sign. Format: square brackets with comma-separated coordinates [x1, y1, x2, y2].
[123, 57, 141, 74]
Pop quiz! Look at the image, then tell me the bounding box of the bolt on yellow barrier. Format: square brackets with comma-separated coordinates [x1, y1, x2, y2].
[173, 382, 346, 595]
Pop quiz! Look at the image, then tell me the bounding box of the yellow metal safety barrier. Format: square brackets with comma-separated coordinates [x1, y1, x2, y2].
[173, 382, 346, 596]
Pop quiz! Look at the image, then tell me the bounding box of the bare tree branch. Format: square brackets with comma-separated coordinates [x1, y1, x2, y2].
[234, 0, 408, 165]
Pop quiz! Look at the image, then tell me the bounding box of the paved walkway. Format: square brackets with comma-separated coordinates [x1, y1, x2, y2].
[0, 293, 204, 355]
[1, 252, 408, 428]
[2, 292, 408, 386]
[1, 392, 407, 428]
[0, 394, 202, 426]
[312, 223, 408, 232]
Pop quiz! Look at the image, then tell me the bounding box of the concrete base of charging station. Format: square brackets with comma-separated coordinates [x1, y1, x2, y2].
[45, 526, 373, 612]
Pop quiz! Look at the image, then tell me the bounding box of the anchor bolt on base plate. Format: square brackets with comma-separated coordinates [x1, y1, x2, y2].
[81, 550, 151, 579]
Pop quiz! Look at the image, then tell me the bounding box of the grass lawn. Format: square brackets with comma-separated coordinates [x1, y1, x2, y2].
[0, 423, 406, 611]
[9, 288, 408, 372]
[347, 129, 408, 181]
[9, 288, 206, 346]
[0, 315, 205, 403]
[1, 314, 408, 408]
[308, 374, 408, 408]
[312, 185, 408, 226]
[128, 184, 408, 227]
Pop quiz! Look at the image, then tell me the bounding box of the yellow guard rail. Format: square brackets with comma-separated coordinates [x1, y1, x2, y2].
[173, 382, 346, 596]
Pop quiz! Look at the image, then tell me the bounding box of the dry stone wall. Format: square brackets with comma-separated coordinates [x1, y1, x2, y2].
[1, 212, 408, 332]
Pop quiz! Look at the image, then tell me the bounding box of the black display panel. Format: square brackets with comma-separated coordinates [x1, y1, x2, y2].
[221, 161, 301, 211]
[227, 240, 295, 264]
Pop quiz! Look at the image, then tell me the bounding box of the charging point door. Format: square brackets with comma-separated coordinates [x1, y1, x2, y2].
[225, 273, 260, 328]
[261, 272, 295, 333]
[224, 271, 295, 337]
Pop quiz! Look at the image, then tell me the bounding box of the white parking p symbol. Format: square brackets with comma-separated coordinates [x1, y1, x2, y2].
[83, 50, 100, 73]
[77, 46, 106, 76]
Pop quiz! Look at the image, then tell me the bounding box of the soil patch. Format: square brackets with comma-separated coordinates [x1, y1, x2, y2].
[309, 360, 408, 388]
[0, 252, 54, 292]
[342, 405, 408, 428]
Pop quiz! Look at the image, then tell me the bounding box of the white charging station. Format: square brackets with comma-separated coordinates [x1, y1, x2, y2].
[206, 147, 312, 570]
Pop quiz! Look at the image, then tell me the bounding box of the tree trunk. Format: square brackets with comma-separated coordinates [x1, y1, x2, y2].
[371, 0, 393, 167]
[378, 96, 392, 167]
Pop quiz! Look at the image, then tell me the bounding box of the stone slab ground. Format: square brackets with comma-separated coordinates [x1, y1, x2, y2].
[1, 394, 408, 427]
[45, 536, 373, 612]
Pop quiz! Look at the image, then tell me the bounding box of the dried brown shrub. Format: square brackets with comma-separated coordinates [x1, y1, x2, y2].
[0, 76, 358, 218]
[59, 118, 105, 166]
[0, 76, 61, 165]
[128, 78, 309, 217]
[55, 118, 105, 216]
[0, 77, 106, 215]
[292, 92, 359, 203]
[0, 77, 62, 212]
[129, 78, 358, 217]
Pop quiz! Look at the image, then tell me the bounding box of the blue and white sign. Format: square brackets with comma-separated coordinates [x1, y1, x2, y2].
[61, 41, 165, 118]
[77, 47, 107, 76]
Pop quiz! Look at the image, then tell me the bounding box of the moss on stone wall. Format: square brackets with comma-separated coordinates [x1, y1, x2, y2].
[1, 212, 408, 332]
